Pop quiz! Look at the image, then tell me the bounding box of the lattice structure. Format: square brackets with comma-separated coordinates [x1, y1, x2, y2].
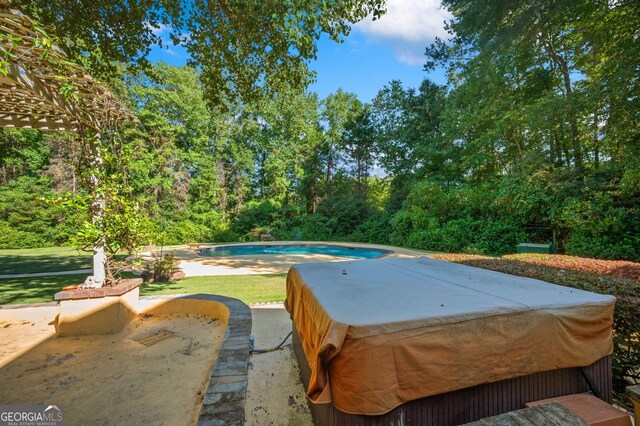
[0, 7, 131, 132]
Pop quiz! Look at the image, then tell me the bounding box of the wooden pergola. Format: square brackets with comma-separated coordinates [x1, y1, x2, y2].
[0, 7, 132, 286]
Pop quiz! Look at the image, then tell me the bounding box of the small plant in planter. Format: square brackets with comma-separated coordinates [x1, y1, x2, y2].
[150, 252, 184, 282]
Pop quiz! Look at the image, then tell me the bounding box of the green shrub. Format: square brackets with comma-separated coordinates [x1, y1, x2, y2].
[298, 214, 333, 241]
[0, 223, 49, 248]
[210, 226, 240, 243]
[232, 199, 283, 237]
[440, 218, 481, 253]
[0, 176, 83, 248]
[389, 209, 412, 246]
[566, 233, 638, 260]
[350, 212, 392, 244]
[317, 194, 371, 236]
[404, 228, 439, 251]
[161, 220, 207, 245]
[560, 195, 640, 260]
[474, 219, 528, 255]
[151, 253, 181, 281]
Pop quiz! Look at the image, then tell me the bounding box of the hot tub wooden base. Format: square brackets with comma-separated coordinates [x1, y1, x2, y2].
[292, 327, 612, 426]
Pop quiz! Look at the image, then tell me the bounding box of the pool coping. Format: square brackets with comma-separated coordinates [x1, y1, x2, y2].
[140, 294, 252, 426]
[195, 242, 394, 259]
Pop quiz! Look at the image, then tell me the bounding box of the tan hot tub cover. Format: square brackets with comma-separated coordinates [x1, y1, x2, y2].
[284, 257, 615, 416]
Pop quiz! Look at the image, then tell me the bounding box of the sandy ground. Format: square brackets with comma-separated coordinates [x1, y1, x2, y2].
[0, 307, 225, 426]
[245, 304, 312, 426]
[174, 242, 427, 276]
[0, 242, 428, 425]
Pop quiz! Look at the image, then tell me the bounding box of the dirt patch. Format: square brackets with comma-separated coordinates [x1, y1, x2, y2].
[0, 310, 225, 425]
[245, 306, 312, 426]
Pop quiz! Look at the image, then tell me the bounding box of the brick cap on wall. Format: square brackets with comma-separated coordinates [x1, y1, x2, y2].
[54, 278, 143, 301]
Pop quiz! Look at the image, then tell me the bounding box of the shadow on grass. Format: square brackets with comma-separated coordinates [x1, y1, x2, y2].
[0, 251, 130, 275]
[0, 254, 91, 275]
[0, 274, 88, 305]
[140, 281, 185, 295]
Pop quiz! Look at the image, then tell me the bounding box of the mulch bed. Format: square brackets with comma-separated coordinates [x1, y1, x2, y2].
[430, 253, 640, 298]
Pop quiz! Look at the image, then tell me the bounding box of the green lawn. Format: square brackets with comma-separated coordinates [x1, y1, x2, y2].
[0, 273, 287, 305]
[0, 247, 92, 275]
[0, 273, 88, 305]
[140, 274, 287, 304]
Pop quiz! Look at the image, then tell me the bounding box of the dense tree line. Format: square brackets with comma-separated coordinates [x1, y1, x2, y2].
[1, 0, 638, 260]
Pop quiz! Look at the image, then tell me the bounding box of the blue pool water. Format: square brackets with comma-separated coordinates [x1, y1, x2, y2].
[199, 244, 390, 259]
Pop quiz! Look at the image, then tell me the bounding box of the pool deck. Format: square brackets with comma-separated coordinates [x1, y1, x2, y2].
[171, 242, 429, 277]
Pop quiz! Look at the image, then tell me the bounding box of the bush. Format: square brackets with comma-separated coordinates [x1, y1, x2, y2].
[210, 226, 240, 243]
[567, 232, 639, 260]
[298, 214, 333, 241]
[153, 209, 239, 245]
[150, 253, 181, 281]
[560, 195, 640, 260]
[232, 199, 283, 237]
[0, 223, 49, 248]
[389, 209, 412, 246]
[0, 176, 83, 248]
[317, 194, 371, 236]
[439, 218, 482, 253]
[473, 219, 528, 255]
[350, 212, 392, 244]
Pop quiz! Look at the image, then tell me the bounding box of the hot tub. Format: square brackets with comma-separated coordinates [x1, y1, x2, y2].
[285, 257, 616, 425]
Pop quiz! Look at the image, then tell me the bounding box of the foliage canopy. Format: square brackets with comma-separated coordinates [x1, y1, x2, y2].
[15, 0, 386, 106]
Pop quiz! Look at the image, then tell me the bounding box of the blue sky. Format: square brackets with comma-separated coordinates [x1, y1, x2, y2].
[148, 0, 450, 103]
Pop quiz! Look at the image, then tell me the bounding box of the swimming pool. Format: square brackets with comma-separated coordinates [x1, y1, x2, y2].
[198, 244, 391, 259]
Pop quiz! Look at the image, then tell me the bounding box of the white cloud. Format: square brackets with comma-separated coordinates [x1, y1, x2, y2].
[354, 0, 452, 65]
[147, 22, 190, 48]
[149, 22, 169, 36]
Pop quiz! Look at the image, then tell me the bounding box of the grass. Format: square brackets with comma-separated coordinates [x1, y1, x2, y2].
[140, 274, 287, 304]
[0, 247, 92, 275]
[0, 273, 287, 305]
[0, 273, 88, 305]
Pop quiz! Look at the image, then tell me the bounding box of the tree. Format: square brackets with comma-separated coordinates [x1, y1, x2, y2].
[16, 0, 387, 106]
[370, 79, 448, 211]
[320, 89, 362, 195]
[0, 129, 48, 184]
[343, 106, 376, 190]
[426, 0, 639, 174]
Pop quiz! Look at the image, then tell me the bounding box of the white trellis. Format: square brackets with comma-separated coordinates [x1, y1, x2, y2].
[0, 7, 132, 286]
